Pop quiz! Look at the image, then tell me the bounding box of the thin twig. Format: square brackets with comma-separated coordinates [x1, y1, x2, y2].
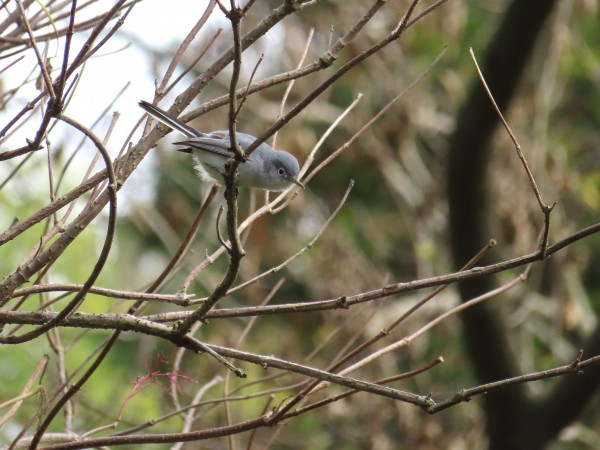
[281, 357, 445, 420]
[307, 240, 495, 391]
[469, 48, 556, 256]
[334, 268, 531, 381]
[224, 279, 285, 448]
[236, 53, 264, 116]
[15, 0, 55, 99]
[0, 55, 25, 75]
[147, 184, 219, 293]
[53, 0, 78, 103]
[223, 180, 354, 296]
[155, 0, 217, 99]
[271, 27, 314, 149]
[241, 0, 431, 158]
[306, 45, 447, 184]
[10, 284, 194, 305]
[0, 115, 118, 340]
[0, 355, 48, 428]
[162, 28, 223, 100]
[428, 351, 600, 414]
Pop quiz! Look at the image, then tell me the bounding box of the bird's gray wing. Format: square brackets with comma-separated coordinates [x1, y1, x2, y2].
[201, 131, 261, 151]
[174, 133, 234, 158]
[175, 130, 263, 158]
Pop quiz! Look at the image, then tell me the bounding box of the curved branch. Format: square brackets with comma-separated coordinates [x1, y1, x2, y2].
[0, 115, 118, 343]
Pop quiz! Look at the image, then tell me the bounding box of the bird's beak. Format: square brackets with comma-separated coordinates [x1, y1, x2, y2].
[290, 177, 305, 189]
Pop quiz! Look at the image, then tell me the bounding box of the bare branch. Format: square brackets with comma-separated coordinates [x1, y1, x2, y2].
[469, 47, 556, 256]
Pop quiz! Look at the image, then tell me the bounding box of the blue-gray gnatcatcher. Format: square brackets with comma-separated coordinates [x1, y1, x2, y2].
[139, 101, 304, 191]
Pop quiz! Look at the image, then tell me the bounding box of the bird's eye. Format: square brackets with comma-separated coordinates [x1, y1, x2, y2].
[278, 168, 285, 176]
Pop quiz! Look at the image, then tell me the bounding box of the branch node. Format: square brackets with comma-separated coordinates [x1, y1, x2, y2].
[285, 0, 302, 11]
[570, 349, 584, 369]
[337, 296, 348, 309]
[234, 368, 247, 378]
[451, 388, 468, 402]
[318, 50, 336, 67]
[545, 200, 558, 214]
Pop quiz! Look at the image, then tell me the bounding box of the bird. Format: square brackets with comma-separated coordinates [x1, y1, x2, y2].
[139, 100, 304, 192]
